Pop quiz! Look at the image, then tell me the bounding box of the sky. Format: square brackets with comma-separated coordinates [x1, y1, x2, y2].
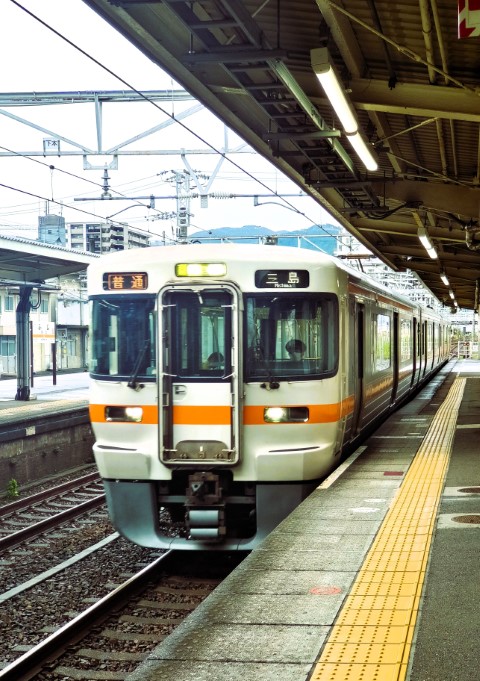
[0, 0, 339, 242]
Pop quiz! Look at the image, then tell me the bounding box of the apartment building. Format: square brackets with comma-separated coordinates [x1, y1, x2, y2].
[67, 222, 150, 252]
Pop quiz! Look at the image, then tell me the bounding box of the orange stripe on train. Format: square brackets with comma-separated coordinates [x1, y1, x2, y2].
[89, 404, 159, 424]
[173, 405, 231, 425]
[243, 397, 354, 425]
[90, 397, 355, 425]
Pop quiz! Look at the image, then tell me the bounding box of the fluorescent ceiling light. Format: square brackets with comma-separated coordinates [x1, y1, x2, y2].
[417, 225, 438, 259]
[346, 132, 379, 172]
[311, 47, 378, 171]
[311, 50, 357, 134]
[267, 57, 355, 173]
[440, 272, 449, 286]
[449, 289, 455, 299]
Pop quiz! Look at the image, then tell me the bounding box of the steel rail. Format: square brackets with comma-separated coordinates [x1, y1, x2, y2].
[0, 472, 100, 517]
[0, 494, 106, 552]
[0, 551, 173, 681]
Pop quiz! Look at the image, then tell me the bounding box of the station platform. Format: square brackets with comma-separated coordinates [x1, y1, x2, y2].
[0, 372, 91, 492]
[0, 372, 88, 424]
[0, 371, 89, 406]
[124, 359, 479, 681]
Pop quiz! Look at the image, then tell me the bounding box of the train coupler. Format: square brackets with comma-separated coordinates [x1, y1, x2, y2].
[186, 472, 226, 541]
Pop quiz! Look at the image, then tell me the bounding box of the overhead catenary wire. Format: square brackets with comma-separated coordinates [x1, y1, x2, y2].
[0, 143, 173, 223]
[6, 0, 342, 245]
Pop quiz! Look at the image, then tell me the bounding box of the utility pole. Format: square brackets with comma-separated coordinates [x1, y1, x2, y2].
[175, 171, 190, 242]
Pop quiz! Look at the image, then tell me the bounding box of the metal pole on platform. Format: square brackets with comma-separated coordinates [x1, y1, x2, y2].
[30, 321, 34, 388]
[473, 311, 477, 359]
[51, 343, 57, 385]
[15, 286, 32, 400]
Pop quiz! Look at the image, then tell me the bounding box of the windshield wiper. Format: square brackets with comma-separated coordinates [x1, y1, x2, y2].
[127, 339, 150, 390]
[254, 349, 279, 390]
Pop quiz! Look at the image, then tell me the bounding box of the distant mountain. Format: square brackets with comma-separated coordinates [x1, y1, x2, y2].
[151, 223, 341, 255]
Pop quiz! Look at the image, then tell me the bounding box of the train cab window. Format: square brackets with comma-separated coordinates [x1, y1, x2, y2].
[89, 294, 156, 380]
[245, 293, 338, 380]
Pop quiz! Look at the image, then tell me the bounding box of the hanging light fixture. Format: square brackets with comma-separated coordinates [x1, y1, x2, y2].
[413, 212, 438, 259]
[311, 47, 378, 172]
[417, 225, 438, 259]
[440, 271, 449, 286]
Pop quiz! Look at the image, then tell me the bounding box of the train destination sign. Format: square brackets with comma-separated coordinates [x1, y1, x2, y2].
[255, 269, 309, 288]
[103, 272, 148, 290]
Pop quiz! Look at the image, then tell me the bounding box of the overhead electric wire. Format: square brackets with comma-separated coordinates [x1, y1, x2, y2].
[0, 180, 160, 240]
[8, 0, 339, 243]
[0, 142, 171, 223]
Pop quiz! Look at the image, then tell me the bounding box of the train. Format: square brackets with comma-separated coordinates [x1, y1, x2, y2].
[87, 243, 450, 550]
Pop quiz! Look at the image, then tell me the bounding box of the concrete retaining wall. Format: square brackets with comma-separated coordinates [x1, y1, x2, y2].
[0, 407, 95, 494]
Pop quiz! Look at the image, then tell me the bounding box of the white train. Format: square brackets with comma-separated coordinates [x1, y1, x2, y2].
[87, 244, 450, 550]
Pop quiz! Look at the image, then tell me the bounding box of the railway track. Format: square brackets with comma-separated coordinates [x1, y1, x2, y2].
[0, 470, 244, 680]
[0, 471, 105, 551]
[0, 471, 112, 596]
[0, 547, 240, 681]
[0, 551, 173, 681]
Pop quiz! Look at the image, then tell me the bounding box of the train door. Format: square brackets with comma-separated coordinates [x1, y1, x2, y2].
[391, 311, 399, 403]
[411, 317, 418, 386]
[418, 320, 426, 380]
[350, 300, 365, 436]
[422, 320, 429, 376]
[158, 284, 241, 466]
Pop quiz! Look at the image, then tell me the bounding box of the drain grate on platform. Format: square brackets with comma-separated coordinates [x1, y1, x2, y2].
[452, 514, 480, 524]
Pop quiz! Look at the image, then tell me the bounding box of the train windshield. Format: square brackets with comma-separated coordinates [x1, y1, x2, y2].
[89, 294, 156, 380]
[245, 293, 338, 380]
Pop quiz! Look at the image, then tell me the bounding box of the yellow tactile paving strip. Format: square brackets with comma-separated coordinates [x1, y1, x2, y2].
[310, 377, 466, 681]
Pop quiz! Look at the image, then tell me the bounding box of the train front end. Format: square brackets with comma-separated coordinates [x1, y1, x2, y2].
[88, 245, 343, 550]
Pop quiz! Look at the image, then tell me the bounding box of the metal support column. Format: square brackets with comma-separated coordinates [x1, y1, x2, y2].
[15, 285, 33, 401]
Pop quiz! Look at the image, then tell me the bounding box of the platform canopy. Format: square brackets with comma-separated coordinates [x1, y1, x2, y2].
[83, 0, 480, 311]
[0, 235, 97, 285]
[0, 235, 97, 400]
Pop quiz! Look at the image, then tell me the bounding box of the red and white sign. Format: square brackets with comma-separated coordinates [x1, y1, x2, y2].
[458, 0, 480, 38]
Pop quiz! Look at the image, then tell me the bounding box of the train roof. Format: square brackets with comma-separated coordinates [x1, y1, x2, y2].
[88, 242, 336, 266]
[88, 243, 449, 321]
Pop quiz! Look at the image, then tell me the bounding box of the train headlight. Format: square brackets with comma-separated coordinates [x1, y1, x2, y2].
[105, 406, 144, 423]
[175, 262, 227, 277]
[264, 407, 309, 423]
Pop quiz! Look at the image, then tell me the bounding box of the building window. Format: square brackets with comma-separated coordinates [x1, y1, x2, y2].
[0, 336, 15, 356]
[5, 295, 15, 312]
[40, 299, 49, 313]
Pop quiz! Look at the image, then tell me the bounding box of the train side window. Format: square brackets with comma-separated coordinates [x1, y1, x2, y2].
[400, 318, 412, 362]
[373, 312, 391, 371]
[427, 322, 433, 355]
